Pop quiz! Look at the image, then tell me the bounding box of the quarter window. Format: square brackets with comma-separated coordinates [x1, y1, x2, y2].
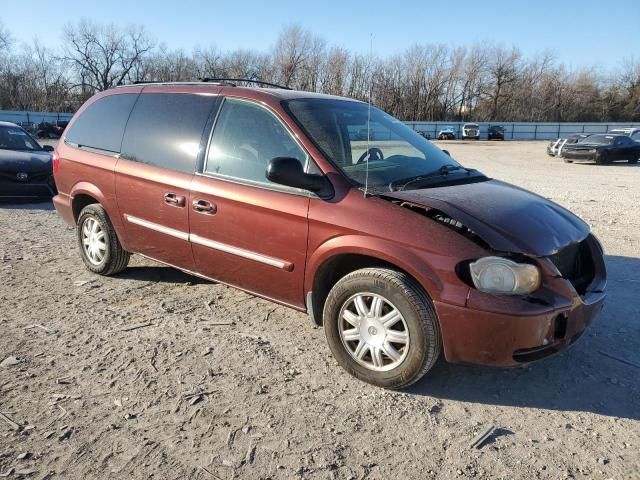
[205, 98, 306, 184]
[121, 93, 216, 174]
[65, 93, 138, 152]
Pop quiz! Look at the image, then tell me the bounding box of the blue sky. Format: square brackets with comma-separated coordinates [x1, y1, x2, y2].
[2, 0, 638, 71]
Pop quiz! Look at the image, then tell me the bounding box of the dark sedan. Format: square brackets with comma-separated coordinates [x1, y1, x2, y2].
[487, 125, 505, 140]
[0, 122, 57, 201]
[561, 134, 640, 164]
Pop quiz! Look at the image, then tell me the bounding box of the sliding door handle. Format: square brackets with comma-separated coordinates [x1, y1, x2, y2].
[164, 192, 186, 207]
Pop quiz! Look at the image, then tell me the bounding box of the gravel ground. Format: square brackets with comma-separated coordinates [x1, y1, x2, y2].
[0, 140, 638, 479]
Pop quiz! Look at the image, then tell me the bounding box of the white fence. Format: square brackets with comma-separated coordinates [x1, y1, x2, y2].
[0, 110, 74, 126]
[2, 109, 639, 140]
[404, 122, 640, 140]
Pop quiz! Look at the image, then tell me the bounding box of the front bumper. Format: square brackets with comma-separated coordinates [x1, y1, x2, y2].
[434, 235, 606, 366]
[0, 176, 56, 200]
[561, 150, 596, 161]
[435, 290, 604, 366]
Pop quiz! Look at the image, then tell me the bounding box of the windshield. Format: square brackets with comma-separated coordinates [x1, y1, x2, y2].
[580, 134, 615, 145]
[284, 98, 463, 191]
[0, 126, 42, 151]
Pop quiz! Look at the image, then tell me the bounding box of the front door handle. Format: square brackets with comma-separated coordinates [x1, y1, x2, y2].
[164, 192, 186, 207]
[192, 199, 217, 215]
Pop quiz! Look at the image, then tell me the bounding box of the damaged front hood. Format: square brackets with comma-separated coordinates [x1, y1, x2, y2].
[385, 179, 589, 256]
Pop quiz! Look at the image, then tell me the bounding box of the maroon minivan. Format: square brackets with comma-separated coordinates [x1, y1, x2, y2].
[53, 81, 606, 388]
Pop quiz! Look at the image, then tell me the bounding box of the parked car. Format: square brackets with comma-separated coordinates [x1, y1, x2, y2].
[0, 121, 56, 200]
[608, 127, 640, 141]
[417, 131, 432, 140]
[17, 121, 36, 134]
[53, 82, 606, 389]
[561, 134, 640, 164]
[35, 122, 65, 139]
[487, 125, 505, 140]
[437, 126, 456, 140]
[546, 133, 589, 157]
[461, 123, 480, 140]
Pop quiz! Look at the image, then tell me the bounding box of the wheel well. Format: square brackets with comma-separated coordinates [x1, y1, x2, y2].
[309, 254, 420, 326]
[72, 194, 99, 223]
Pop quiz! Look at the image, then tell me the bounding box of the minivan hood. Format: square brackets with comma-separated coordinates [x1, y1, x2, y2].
[385, 179, 589, 256]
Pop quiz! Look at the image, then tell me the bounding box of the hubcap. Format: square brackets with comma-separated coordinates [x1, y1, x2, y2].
[338, 293, 410, 371]
[81, 217, 107, 265]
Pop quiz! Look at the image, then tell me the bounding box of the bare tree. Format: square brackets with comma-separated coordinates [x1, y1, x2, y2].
[272, 25, 313, 87]
[62, 19, 155, 92]
[0, 20, 637, 123]
[483, 46, 522, 120]
[0, 20, 11, 53]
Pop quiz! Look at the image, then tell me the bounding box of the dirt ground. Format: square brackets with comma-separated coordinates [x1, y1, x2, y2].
[0, 140, 638, 480]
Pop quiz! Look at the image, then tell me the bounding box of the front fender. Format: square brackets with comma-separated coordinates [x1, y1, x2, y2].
[304, 234, 445, 303]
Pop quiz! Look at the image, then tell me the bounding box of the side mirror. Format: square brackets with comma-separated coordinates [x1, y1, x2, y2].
[42, 145, 54, 152]
[442, 149, 451, 156]
[266, 157, 333, 198]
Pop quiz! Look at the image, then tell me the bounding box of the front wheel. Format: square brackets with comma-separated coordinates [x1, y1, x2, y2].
[595, 151, 609, 165]
[77, 204, 130, 275]
[323, 268, 441, 389]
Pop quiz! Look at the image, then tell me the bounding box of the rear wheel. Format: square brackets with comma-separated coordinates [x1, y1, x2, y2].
[77, 204, 130, 275]
[629, 153, 639, 164]
[323, 268, 441, 389]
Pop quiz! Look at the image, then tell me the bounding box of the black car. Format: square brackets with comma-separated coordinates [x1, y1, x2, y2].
[547, 133, 590, 157]
[0, 122, 56, 200]
[487, 125, 505, 140]
[561, 134, 640, 164]
[35, 122, 64, 139]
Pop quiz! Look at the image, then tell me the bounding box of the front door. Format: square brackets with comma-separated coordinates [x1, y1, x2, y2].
[189, 97, 310, 308]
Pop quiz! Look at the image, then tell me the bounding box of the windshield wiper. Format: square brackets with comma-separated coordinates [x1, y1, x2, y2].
[389, 165, 472, 191]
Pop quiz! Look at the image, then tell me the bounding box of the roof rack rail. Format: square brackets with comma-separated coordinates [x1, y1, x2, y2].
[200, 78, 291, 90]
[117, 80, 228, 88]
[117, 79, 291, 90]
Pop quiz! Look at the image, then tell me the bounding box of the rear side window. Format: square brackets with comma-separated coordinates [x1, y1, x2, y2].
[121, 93, 215, 174]
[65, 94, 138, 152]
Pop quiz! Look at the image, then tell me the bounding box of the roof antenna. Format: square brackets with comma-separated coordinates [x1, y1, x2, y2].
[364, 33, 373, 198]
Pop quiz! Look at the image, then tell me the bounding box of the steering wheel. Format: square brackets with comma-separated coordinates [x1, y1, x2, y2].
[357, 147, 384, 164]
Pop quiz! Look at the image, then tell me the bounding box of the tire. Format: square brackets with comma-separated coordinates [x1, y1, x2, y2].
[629, 154, 638, 164]
[595, 151, 608, 165]
[323, 268, 441, 389]
[563, 158, 573, 163]
[76, 204, 130, 275]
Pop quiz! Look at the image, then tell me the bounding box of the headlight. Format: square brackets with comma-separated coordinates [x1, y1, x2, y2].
[469, 257, 540, 295]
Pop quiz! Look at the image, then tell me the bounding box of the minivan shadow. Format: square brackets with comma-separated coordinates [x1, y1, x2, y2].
[115, 266, 212, 285]
[408, 254, 640, 421]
